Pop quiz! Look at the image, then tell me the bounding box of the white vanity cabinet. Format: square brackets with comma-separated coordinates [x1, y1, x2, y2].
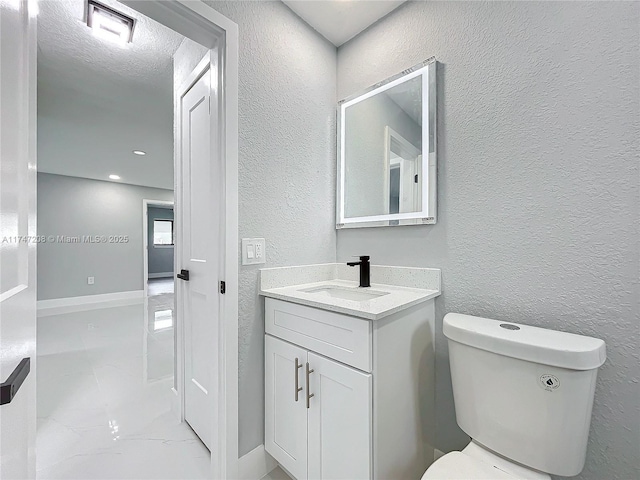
[264, 297, 435, 480]
[265, 335, 372, 480]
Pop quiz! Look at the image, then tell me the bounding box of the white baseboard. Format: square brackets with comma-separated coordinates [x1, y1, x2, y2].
[170, 387, 181, 422]
[148, 272, 174, 279]
[238, 445, 277, 480]
[37, 290, 144, 317]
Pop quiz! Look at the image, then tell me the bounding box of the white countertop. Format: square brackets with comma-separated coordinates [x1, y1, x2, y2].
[259, 267, 441, 320]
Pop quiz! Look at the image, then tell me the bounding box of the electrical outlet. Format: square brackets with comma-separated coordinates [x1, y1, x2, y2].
[241, 238, 266, 265]
[88, 276, 95, 285]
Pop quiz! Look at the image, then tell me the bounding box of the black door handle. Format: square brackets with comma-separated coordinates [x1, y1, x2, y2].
[1, 358, 30, 405]
[177, 269, 190, 281]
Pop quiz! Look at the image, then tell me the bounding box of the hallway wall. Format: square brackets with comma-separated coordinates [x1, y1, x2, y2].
[37, 173, 174, 300]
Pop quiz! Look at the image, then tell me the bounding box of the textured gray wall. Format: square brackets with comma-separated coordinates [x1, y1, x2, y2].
[175, 2, 337, 456]
[37, 173, 174, 300]
[147, 206, 174, 276]
[336, 2, 639, 479]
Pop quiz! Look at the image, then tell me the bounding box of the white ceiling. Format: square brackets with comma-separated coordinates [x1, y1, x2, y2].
[283, 0, 406, 47]
[37, 0, 184, 190]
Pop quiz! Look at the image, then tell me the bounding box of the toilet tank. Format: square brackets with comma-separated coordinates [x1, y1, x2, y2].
[443, 313, 606, 477]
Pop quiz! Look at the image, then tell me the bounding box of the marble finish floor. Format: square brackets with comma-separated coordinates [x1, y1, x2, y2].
[36, 287, 210, 479]
[147, 277, 174, 296]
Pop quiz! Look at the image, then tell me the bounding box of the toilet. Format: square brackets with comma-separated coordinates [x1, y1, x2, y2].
[423, 313, 606, 479]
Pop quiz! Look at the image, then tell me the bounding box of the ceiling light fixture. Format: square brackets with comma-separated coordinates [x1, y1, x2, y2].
[109, 174, 121, 180]
[133, 150, 146, 156]
[86, 0, 135, 45]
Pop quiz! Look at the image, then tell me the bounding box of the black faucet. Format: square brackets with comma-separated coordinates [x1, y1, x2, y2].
[347, 256, 371, 288]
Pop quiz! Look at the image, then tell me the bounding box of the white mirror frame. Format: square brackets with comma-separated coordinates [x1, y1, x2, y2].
[337, 57, 437, 229]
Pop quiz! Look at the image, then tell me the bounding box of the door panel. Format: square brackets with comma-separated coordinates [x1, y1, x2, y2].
[265, 336, 308, 480]
[307, 353, 372, 480]
[0, 0, 37, 477]
[180, 67, 217, 450]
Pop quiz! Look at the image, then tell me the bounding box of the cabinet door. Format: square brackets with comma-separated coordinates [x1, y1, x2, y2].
[265, 335, 308, 479]
[307, 353, 372, 480]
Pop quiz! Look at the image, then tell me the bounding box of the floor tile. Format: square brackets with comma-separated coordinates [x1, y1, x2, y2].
[148, 278, 175, 296]
[36, 285, 209, 480]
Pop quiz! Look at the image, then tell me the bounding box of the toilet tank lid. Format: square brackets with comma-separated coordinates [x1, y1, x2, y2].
[443, 313, 606, 370]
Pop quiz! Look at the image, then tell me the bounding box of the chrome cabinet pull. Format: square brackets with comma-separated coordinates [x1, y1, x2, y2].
[306, 362, 314, 409]
[294, 357, 303, 402]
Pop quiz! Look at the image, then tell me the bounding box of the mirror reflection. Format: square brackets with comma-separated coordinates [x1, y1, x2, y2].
[344, 76, 422, 218]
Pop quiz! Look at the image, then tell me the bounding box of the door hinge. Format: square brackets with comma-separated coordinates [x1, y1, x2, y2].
[219, 281, 226, 294]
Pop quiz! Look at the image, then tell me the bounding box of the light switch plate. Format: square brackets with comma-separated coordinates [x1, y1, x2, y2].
[242, 238, 266, 265]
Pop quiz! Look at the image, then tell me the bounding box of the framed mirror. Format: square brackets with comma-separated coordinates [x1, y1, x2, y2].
[337, 58, 437, 228]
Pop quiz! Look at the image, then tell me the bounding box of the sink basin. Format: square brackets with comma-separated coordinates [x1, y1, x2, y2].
[299, 285, 389, 302]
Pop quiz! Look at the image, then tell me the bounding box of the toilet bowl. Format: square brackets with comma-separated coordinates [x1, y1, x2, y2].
[422, 313, 606, 479]
[422, 442, 550, 480]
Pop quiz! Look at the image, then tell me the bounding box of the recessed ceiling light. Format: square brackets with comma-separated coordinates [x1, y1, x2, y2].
[86, 0, 135, 45]
[109, 174, 121, 180]
[133, 150, 146, 156]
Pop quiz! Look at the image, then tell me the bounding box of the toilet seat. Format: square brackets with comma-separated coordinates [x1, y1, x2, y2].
[421, 452, 516, 480]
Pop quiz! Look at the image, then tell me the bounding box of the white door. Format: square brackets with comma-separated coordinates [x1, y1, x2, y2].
[178, 64, 219, 450]
[265, 336, 308, 480]
[307, 353, 372, 480]
[0, 0, 37, 478]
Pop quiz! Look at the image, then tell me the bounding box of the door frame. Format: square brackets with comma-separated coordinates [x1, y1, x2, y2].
[142, 199, 175, 297]
[121, 2, 239, 478]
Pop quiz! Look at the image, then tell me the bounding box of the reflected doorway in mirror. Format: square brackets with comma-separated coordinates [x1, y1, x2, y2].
[384, 126, 422, 224]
